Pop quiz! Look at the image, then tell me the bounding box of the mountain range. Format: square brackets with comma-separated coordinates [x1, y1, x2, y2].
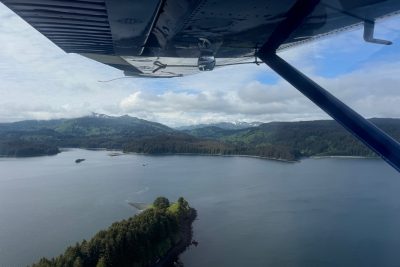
[176, 121, 263, 130]
[1, 114, 399, 161]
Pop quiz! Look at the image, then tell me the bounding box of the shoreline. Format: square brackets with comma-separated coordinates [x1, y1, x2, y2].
[61, 147, 299, 163]
[310, 155, 378, 159]
[0, 150, 60, 158]
[153, 208, 197, 267]
[2, 147, 381, 163]
[124, 151, 299, 163]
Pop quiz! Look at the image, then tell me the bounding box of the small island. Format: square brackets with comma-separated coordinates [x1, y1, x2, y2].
[31, 197, 196, 267]
[75, 159, 85, 163]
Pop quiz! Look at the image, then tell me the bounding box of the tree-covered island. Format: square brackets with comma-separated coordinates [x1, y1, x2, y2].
[32, 197, 196, 267]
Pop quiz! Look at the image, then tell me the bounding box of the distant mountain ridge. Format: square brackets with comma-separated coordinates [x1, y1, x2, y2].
[176, 121, 262, 130]
[1, 115, 400, 160]
[0, 113, 174, 135]
[0, 114, 179, 157]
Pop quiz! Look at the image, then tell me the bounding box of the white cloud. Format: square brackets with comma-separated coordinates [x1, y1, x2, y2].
[118, 58, 400, 126]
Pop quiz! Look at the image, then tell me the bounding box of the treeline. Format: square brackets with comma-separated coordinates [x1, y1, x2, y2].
[122, 135, 298, 160]
[0, 139, 59, 157]
[218, 120, 399, 159]
[0, 132, 298, 161]
[122, 135, 236, 155]
[32, 197, 196, 267]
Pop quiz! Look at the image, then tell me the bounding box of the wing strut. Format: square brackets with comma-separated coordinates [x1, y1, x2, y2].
[257, 0, 400, 172]
[363, 20, 392, 45]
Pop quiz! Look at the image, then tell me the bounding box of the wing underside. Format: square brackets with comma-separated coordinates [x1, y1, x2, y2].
[1, 0, 400, 77]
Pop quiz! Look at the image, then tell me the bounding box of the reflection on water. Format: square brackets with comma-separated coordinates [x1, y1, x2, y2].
[0, 149, 399, 267]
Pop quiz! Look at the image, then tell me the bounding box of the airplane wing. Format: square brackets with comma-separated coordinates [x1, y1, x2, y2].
[1, 0, 399, 78]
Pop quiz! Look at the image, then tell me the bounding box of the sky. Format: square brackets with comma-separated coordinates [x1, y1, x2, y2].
[1, 3, 400, 127]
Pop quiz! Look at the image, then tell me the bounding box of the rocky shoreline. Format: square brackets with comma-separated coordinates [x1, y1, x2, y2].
[153, 208, 197, 267]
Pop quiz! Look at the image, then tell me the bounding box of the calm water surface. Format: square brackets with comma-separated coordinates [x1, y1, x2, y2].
[0, 149, 399, 266]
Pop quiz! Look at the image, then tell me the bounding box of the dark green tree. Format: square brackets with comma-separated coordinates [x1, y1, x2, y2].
[73, 257, 83, 267]
[95, 257, 107, 267]
[153, 196, 170, 210]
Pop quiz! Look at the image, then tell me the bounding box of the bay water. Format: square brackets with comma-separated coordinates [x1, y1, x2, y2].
[0, 149, 399, 266]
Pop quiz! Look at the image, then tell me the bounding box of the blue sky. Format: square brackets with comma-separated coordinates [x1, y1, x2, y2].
[1, 3, 400, 126]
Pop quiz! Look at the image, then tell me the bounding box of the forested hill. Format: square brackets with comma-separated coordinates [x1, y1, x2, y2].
[0, 114, 180, 157]
[1, 115, 400, 160]
[183, 118, 400, 159]
[0, 113, 173, 136]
